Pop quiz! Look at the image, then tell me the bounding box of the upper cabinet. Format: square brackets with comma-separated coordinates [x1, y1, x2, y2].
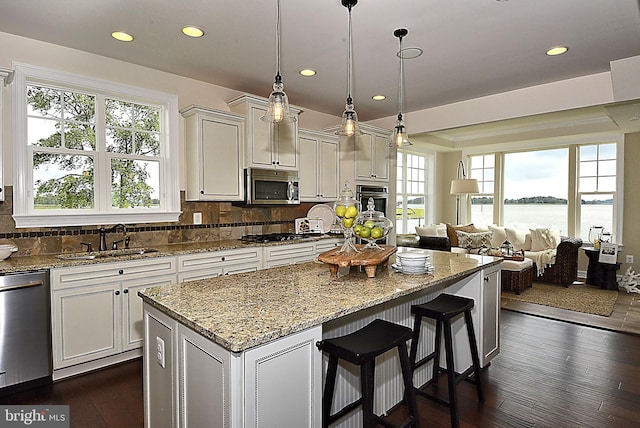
[180, 105, 245, 201]
[299, 129, 339, 202]
[0, 69, 12, 202]
[333, 124, 392, 187]
[356, 125, 391, 183]
[227, 94, 301, 171]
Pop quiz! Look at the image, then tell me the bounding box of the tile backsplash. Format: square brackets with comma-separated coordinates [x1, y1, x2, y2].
[0, 186, 315, 256]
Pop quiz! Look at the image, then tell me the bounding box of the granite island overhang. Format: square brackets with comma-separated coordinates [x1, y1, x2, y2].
[139, 250, 502, 353]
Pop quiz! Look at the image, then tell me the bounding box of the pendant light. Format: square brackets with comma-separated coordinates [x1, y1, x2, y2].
[336, 0, 362, 137]
[391, 28, 412, 148]
[261, 0, 296, 123]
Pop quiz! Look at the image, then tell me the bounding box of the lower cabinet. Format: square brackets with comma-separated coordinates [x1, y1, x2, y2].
[263, 241, 318, 268]
[144, 303, 322, 428]
[315, 237, 344, 255]
[51, 257, 177, 378]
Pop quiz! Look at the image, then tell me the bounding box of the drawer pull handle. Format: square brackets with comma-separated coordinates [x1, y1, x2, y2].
[119, 269, 124, 275]
[484, 276, 489, 282]
[221, 257, 226, 261]
[123, 289, 129, 294]
[115, 290, 120, 295]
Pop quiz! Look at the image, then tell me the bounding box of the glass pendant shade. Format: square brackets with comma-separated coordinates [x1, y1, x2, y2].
[336, 0, 362, 137]
[337, 100, 362, 137]
[260, 0, 295, 123]
[262, 75, 296, 123]
[390, 28, 412, 148]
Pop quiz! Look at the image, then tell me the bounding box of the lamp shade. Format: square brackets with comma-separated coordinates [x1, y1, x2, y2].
[450, 179, 479, 195]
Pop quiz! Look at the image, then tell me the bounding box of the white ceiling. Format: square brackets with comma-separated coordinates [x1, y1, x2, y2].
[1, 0, 639, 127]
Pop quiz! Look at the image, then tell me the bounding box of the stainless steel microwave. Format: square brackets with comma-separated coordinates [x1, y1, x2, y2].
[245, 168, 300, 205]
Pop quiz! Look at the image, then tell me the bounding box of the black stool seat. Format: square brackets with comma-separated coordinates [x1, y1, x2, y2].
[317, 319, 420, 428]
[409, 294, 484, 428]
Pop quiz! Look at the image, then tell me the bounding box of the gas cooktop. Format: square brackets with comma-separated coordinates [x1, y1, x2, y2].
[239, 233, 309, 243]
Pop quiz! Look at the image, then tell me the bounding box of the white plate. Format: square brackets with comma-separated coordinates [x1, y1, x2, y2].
[392, 263, 434, 275]
[307, 204, 335, 233]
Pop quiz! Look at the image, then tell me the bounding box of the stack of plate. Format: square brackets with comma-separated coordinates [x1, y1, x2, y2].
[392, 251, 434, 275]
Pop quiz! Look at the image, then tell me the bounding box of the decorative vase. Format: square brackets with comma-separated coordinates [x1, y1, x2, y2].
[333, 181, 361, 253]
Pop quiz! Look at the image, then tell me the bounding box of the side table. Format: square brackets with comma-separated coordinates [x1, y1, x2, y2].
[582, 247, 621, 290]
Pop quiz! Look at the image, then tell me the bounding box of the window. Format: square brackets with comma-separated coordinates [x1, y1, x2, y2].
[578, 143, 617, 244]
[12, 64, 180, 227]
[468, 139, 621, 242]
[396, 152, 427, 234]
[469, 154, 495, 227]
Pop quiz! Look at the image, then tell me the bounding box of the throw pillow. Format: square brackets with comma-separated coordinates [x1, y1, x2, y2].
[415, 223, 447, 237]
[488, 225, 507, 248]
[505, 228, 532, 251]
[456, 231, 493, 250]
[530, 228, 561, 251]
[446, 223, 477, 247]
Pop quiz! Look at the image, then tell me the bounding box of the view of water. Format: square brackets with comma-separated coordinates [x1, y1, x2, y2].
[471, 204, 613, 242]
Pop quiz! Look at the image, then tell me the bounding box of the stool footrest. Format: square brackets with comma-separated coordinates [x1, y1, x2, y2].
[413, 350, 436, 371]
[327, 398, 362, 425]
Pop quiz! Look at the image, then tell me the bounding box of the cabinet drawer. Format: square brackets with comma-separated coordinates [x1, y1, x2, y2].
[315, 239, 343, 254]
[52, 257, 177, 290]
[263, 243, 316, 260]
[178, 248, 262, 271]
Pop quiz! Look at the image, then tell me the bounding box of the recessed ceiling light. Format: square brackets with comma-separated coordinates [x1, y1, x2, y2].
[546, 46, 568, 56]
[111, 31, 134, 42]
[182, 26, 204, 38]
[299, 69, 316, 77]
[372, 95, 386, 101]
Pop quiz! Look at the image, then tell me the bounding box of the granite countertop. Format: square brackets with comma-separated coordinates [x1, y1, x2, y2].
[0, 235, 338, 274]
[140, 250, 502, 353]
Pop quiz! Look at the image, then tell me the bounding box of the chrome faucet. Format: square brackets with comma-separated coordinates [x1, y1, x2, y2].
[99, 224, 128, 251]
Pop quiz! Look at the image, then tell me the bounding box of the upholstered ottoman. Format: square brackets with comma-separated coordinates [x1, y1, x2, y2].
[501, 259, 534, 295]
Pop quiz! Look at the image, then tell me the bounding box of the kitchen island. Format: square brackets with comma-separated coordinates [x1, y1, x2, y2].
[140, 249, 501, 428]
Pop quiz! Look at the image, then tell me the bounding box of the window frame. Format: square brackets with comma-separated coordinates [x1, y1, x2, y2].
[396, 151, 432, 234]
[12, 63, 180, 228]
[463, 135, 624, 243]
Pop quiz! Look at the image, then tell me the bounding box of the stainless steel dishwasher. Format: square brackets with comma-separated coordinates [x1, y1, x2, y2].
[0, 270, 52, 392]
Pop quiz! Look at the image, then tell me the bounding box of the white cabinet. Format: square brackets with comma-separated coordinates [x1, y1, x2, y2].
[227, 94, 301, 171]
[315, 237, 344, 255]
[0, 69, 12, 201]
[356, 125, 391, 182]
[299, 129, 339, 202]
[177, 247, 263, 282]
[481, 266, 501, 365]
[263, 241, 317, 268]
[51, 257, 177, 375]
[180, 105, 245, 201]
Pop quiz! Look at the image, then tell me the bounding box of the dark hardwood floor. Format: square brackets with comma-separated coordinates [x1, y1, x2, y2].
[3, 310, 640, 427]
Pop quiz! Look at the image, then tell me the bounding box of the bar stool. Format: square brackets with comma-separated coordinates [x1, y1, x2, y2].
[316, 318, 421, 428]
[409, 294, 484, 428]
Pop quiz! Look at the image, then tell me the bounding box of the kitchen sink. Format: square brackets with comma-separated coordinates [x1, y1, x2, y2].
[58, 248, 159, 260]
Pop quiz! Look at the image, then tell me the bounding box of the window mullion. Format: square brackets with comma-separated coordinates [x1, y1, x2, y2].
[95, 94, 108, 212]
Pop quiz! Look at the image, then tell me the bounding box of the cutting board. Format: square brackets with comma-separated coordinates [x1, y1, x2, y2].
[317, 244, 396, 278]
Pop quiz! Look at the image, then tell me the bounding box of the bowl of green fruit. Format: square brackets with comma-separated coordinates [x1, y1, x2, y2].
[353, 198, 393, 249]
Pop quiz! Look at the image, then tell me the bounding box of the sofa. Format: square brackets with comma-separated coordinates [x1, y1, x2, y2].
[397, 223, 583, 287]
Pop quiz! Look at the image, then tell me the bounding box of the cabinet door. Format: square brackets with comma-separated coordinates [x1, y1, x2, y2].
[123, 275, 177, 351]
[248, 105, 274, 167]
[199, 116, 243, 200]
[372, 134, 389, 181]
[244, 326, 322, 427]
[299, 134, 319, 200]
[481, 267, 500, 366]
[178, 324, 231, 428]
[274, 121, 298, 169]
[53, 281, 122, 369]
[356, 132, 374, 180]
[318, 137, 339, 200]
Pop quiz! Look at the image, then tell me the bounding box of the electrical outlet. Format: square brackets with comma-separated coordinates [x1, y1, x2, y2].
[626, 255, 634, 264]
[193, 212, 202, 225]
[156, 337, 165, 368]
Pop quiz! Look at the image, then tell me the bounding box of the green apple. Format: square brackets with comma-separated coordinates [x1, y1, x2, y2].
[364, 220, 376, 229]
[371, 226, 384, 239]
[342, 217, 354, 228]
[353, 224, 363, 235]
[345, 206, 358, 218]
[359, 227, 371, 238]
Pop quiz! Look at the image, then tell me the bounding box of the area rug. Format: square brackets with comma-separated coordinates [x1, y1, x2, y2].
[501, 283, 618, 316]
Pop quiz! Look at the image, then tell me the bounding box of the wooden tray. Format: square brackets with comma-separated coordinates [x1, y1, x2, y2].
[317, 244, 397, 278]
